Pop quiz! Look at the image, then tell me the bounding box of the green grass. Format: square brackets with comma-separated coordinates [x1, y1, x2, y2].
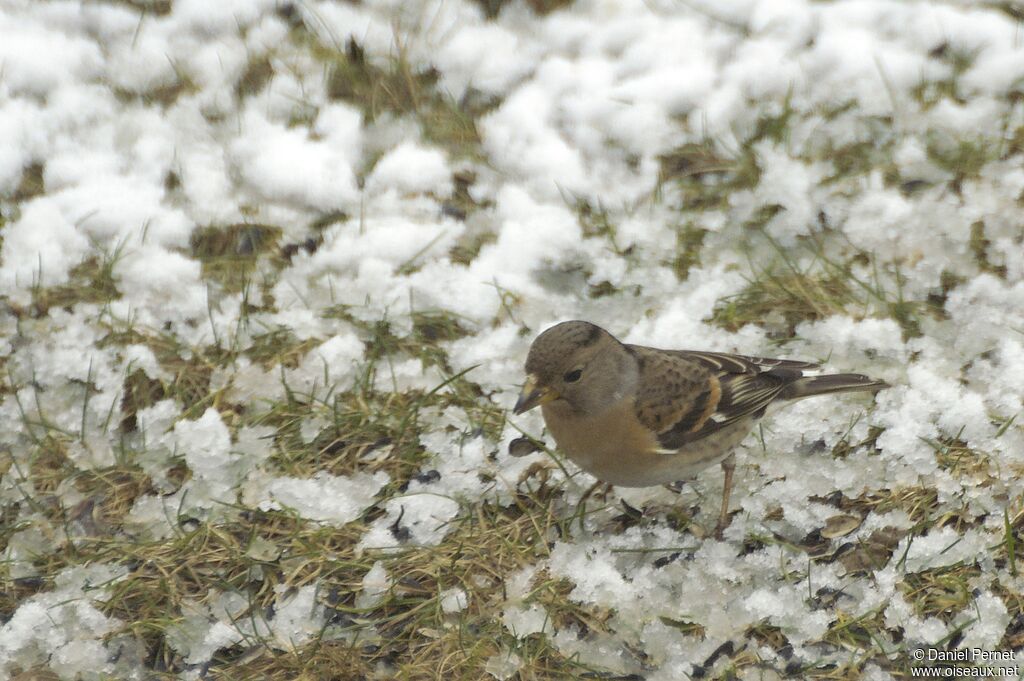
[657, 139, 762, 213]
[470, 0, 575, 19]
[190, 223, 285, 295]
[112, 66, 197, 108]
[708, 233, 940, 340]
[318, 37, 493, 169]
[22, 239, 126, 317]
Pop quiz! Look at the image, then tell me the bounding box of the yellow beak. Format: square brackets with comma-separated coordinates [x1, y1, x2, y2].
[513, 375, 559, 415]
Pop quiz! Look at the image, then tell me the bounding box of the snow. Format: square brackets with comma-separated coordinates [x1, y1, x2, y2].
[2, 0, 1023, 677]
[367, 142, 452, 196]
[484, 650, 522, 680]
[356, 560, 391, 610]
[300, 332, 365, 384]
[796, 316, 908, 364]
[0, 13, 102, 97]
[435, 22, 534, 97]
[898, 526, 993, 573]
[357, 493, 461, 551]
[503, 602, 550, 637]
[961, 590, 1012, 650]
[0, 565, 129, 677]
[250, 470, 390, 526]
[231, 109, 362, 211]
[440, 586, 469, 614]
[0, 199, 90, 289]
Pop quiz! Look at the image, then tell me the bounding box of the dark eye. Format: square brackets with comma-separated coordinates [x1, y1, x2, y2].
[563, 369, 583, 383]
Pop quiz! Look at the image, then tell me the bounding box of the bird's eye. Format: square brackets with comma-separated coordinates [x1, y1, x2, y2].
[563, 369, 583, 383]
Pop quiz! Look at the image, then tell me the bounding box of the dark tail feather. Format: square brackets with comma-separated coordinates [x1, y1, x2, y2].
[780, 373, 889, 400]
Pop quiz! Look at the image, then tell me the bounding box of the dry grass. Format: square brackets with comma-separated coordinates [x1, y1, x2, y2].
[0, 420, 614, 679]
[709, 234, 940, 340]
[318, 36, 493, 168]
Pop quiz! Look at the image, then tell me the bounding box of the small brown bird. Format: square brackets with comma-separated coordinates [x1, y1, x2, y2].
[514, 320, 888, 536]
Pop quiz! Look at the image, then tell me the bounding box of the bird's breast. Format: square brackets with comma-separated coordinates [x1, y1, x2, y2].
[540, 399, 664, 486]
[540, 400, 751, 486]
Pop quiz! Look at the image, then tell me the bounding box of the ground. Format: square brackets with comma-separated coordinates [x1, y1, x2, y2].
[1, 0, 1023, 679]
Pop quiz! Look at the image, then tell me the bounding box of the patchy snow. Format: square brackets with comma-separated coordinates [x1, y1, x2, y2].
[357, 492, 462, 552]
[356, 560, 391, 610]
[440, 586, 469, 614]
[0, 199, 91, 290]
[2, 0, 1023, 677]
[366, 142, 452, 196]
[0, 565, 131, 677]
[248, 470, 390, 526]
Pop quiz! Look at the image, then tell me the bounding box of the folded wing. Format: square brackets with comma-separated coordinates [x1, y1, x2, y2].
[628, 346, 822, 451]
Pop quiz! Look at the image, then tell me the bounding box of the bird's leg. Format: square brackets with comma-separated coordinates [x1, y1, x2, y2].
[576, 480, 613, 531]
[714, 454, 736, 539]
[580, 480, 612, 504]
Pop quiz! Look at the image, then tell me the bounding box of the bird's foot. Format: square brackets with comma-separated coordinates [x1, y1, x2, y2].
[663, 480, 688, 494]
[713, 513, 733, 540]
[580, 481, 613, 503]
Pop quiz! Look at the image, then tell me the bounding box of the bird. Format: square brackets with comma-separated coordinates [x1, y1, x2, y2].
[513, 320, 888, 537]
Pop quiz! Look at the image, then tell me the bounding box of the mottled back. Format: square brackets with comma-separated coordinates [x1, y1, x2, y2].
[629, 346, 821, 450]
[628, 346, 714, 433]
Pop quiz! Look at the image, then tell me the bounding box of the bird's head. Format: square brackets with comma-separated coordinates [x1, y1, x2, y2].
[514, 320, 637, 416]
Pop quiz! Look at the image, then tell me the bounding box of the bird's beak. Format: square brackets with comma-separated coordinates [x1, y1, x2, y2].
[513, 375, 558, 415]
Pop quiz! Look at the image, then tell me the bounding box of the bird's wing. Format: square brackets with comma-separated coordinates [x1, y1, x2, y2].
[667, 349, 820, 375]
[628, 346, 815, 451]
[628, 345, 715, 435]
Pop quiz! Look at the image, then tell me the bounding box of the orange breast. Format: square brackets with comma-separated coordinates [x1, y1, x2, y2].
[540, 399, 751, 486]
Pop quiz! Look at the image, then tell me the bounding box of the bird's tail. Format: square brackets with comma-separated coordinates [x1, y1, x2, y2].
[780, 373, 889, 400]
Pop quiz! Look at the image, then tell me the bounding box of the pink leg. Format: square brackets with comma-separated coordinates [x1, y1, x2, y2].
[715, 454, 736, 539]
